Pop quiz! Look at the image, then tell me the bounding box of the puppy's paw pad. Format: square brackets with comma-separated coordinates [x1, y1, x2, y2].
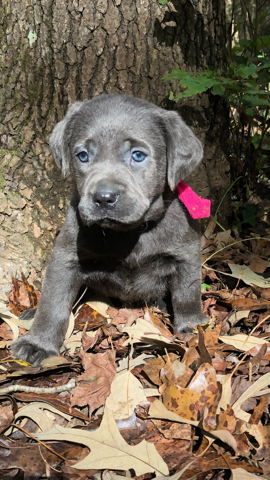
[12, 340, 58, 366]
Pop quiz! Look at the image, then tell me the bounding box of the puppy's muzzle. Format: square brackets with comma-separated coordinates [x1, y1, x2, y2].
[93, 185, 120, 209]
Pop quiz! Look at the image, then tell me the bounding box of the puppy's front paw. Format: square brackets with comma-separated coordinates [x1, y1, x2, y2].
[174, 313, 208, 334]
[11, 335, 59, 366]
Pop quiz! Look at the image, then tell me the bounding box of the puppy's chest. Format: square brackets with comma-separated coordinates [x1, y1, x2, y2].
[78, 228, 177, 299]
[82, 252, 175, 301]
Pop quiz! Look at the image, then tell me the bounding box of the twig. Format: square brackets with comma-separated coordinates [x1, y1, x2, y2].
[0, 378, 76, 395]
[11, 424, 73, 465]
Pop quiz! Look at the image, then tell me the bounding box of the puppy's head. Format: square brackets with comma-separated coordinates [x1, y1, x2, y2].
[50, 95, 203, 229]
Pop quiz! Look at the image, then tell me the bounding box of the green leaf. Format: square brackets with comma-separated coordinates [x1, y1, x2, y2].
[159, 0, 170, 4]
[210, 83, 225, 96]
[242, 204, 257, 227]
[251, 133, 261, 149]
[246, 107, 255, 116]
[236, 64, 257, 78]
[179, 76, 216, 97]
[202, 283, 211, 291]
[242, 94, 270, 107]
[163, 68, 191, 81]
[169, 91, 174, 101]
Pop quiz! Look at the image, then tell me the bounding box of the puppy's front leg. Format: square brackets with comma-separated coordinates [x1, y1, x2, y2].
[11, 255, 82, 366]
[170, 258, 206, 333]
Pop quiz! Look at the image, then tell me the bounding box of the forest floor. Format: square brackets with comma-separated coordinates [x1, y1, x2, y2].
[0, 219, 270, 480]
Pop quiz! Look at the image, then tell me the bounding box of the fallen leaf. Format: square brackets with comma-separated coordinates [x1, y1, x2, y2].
[40, 356, 71, 368]
[71, 350, 116, 416]
[230, 468, 267, 480]
[117, 353, 155, 373]
[0, 405, 14, 433]
[219, 334, 268, 352]
[216, 374, 232, 413]
[247, 255, 268, 274]
[228, 310, 250, 326]
[153, 420, 192, 440]
[250, 396, 269, 424]
[35, 407, 169, 475]
[149, 399, 198, 426]
[233, 372, 270, 422]
[122, 317, 172, 346]
[106, 370, 148, 420]
[209, 429, 237, 452]
[247, 424, 270, 473]
[218, 405, 237, 433]
[214, 230, 232, 249]
[228, 264, 270, 288]
[160, 363, 220, 427]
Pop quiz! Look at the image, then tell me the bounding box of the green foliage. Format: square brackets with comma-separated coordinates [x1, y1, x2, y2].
[163, 0, 270, 201]
[241, 203, 257, 227]
[201, 283, 211, 291]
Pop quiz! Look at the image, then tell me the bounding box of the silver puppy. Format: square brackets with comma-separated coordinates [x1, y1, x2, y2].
[12, 95, 207, 365]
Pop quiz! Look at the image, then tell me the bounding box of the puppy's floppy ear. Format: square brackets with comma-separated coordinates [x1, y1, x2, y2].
[163, 110, 203, 190]
[49, 102, 83, 178]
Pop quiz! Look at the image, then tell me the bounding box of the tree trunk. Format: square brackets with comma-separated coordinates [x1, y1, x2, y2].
[0, 0, 230, 299]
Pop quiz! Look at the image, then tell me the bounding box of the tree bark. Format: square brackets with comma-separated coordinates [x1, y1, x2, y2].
[0, 0, 230, 299]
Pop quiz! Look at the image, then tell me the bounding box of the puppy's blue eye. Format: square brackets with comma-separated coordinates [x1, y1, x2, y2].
[132, 151, 146, 163]
[77, 151, 89, 163]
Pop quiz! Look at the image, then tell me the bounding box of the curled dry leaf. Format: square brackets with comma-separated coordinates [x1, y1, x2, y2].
[233, 372, 270, 422]
[160, 363, 220, 427]
[13, 402, 73, 432]
[71, 350, 116, 416]
[247, 424, 270, 473]
[35, 407, 169, 475]
[117, 353, 155, 373]
[219, 334, 268, 352]
[122, 317, 172, 346]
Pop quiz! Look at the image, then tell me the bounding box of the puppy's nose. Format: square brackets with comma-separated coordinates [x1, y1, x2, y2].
[93, 188, 120, 208]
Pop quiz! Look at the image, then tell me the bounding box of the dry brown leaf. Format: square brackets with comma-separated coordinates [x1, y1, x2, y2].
[208, 429, 237, 452]
[35, 407, 169, 475]
[0, 405, 14, 433]
[228, 264, 270, 288]
[160, 363, 220, 427]
[230, 468, 267, 480]
[217, 374, 232, 413]
[149, 399, 198, 426]
[233, 372, 270, 422]
[122, 317, 172, 345]
[247, 424, 270, 473]
[105, 370, 148, 420]
[71, 350, 116, 415]
[218, 405, 237, 433]
[247, 255, 268, 274]
[40, 356, 70, 368]
[228, 310, 250, 326]
[219, 334, 268, 352]
[0, 316, 19, 341]
[153, 420, 192, 440]
[117, 353, 155, 373]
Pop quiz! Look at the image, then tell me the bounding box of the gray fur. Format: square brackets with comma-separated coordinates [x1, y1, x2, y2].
[12, 94, 207, 365]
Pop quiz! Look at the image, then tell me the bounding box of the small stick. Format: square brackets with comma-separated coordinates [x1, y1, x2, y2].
[0, 378, 75, 395]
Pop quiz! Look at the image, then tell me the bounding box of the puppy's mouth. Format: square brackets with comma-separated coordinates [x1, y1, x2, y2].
[78, 195, 150, 231]
[80, 214, 145, 231]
